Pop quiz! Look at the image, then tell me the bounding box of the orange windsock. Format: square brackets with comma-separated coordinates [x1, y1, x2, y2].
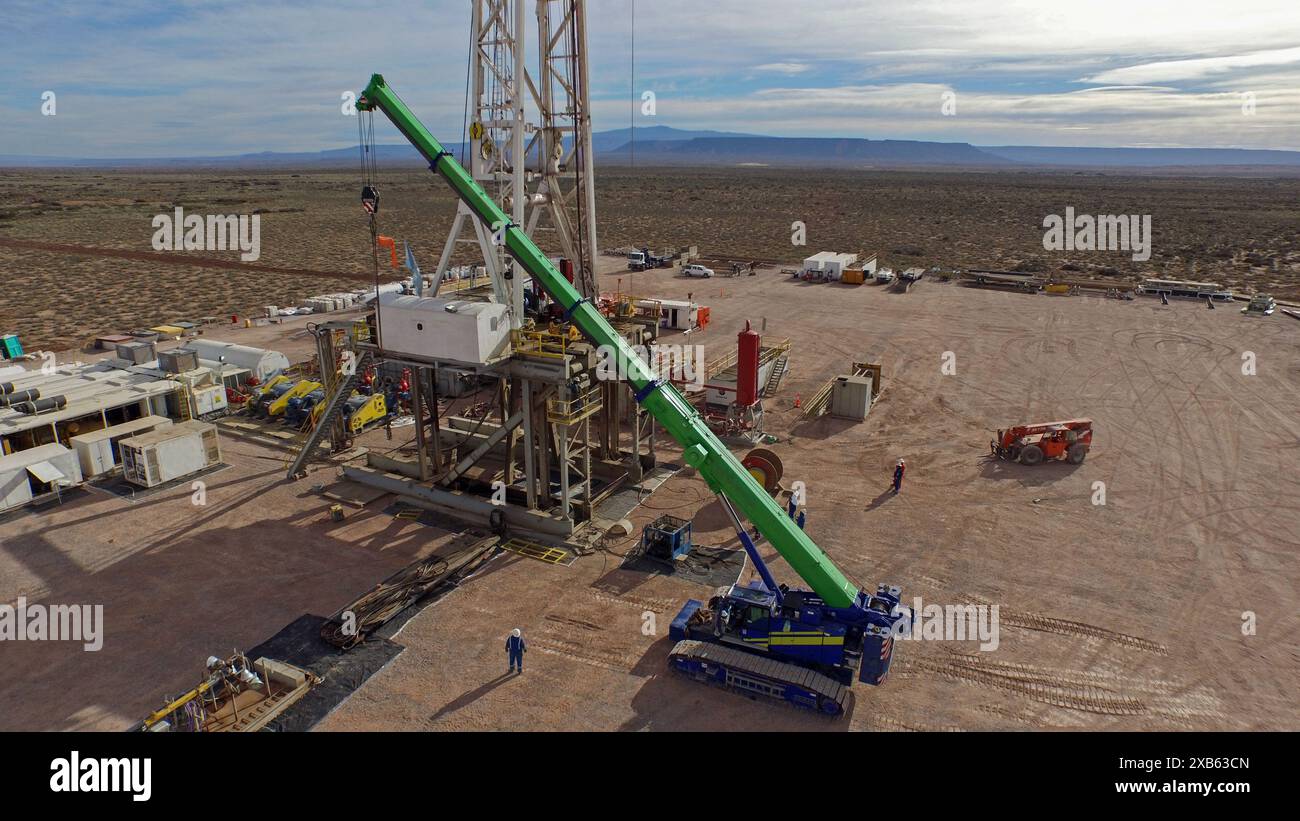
[376, 235, 399, 269]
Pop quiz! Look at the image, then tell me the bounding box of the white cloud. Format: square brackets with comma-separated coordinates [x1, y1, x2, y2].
[2, 0, 1299, 155]
[1084, 46, 1300, 85]
[754, 63, 813, 75]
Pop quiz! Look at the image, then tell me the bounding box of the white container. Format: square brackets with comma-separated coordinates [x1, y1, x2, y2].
[637, 298, 697, 330]
[70, 415, 173, 477]
[119, 420, 221, 488]
[377, 293, 510, 365]
[802, 251, 858, 278]
[0, 443, 84, 511]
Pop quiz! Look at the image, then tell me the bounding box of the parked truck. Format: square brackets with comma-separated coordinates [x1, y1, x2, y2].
[627, 247, 672, 271]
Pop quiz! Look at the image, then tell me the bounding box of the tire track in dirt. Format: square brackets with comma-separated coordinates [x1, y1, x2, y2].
[911, 653, 1148, 715]
[1125, 328, 1259, 646]
[921, 653, 1228, 725]
[529, 634, 641, 673]
[961, 592, 1168, 654]
[1109, 327, 1191, 551]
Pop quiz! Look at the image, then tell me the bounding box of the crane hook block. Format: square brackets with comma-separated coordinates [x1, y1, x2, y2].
[361, 185, 380, 214]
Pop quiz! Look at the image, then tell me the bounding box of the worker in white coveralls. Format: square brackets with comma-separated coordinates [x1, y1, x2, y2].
[506, 628, 527, 674]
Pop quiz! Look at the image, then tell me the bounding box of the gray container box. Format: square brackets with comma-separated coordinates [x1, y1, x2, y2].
[158, 347, 200, 374]
[829, 375, 873, 421]
[116, 341, 157, 365]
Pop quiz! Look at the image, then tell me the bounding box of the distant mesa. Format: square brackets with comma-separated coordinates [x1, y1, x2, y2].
[4, 125, 1300, 170]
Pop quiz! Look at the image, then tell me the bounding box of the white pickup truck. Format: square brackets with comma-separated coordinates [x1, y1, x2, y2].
[682, 263, 715, 278]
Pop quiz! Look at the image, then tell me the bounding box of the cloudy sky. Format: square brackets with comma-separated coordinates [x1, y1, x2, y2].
[2, 0, 1297, 157]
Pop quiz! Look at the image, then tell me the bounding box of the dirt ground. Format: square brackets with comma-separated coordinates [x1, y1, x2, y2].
[314, 267, 1299, 731]
[3, 166, 1299, 352]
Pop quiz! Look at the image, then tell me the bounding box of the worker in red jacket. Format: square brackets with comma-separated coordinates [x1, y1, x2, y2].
[892, 459, 906, 494]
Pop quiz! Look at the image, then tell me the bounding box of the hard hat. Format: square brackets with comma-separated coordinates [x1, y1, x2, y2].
[897, 458, 905, 465]
[512, 628, 521, 637]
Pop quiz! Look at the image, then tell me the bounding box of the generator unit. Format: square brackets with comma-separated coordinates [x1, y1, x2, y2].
[120, 421, 221, 488]
[69, 415, 173, 478]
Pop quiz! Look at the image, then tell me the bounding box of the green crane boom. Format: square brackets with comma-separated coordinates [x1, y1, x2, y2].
[358, 74, 859, 608]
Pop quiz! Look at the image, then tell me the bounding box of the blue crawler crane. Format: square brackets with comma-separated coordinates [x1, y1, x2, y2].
[668, 495, 905, 716]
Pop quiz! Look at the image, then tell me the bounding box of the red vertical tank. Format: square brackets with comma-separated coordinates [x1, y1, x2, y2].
[736, 320, 760, 407]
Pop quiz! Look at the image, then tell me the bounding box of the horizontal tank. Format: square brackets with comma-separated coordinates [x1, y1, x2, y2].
[185, 340, 290, 383]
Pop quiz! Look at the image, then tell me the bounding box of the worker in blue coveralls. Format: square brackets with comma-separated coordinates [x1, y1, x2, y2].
[506, 628, 526, 674]
[892, 459, 906, 494]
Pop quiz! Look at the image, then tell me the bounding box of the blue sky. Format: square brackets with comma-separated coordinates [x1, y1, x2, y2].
[2, 0, 1297, 157]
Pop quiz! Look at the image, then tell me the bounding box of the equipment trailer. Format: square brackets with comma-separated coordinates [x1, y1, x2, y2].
[357, 75, 908, 717]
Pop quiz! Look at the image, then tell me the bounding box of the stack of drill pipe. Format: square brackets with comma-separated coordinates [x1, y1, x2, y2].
[802, 379, 834, 418]
[319, 536, 498, 649]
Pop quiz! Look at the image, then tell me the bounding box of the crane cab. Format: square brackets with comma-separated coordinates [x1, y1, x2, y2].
[671, 580, 903, 687]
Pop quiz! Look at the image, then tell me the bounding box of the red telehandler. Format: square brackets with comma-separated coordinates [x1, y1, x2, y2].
[991, 418, 1092, 465]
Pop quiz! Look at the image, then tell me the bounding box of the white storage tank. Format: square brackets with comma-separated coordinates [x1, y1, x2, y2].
[69, 415, 173, 478]
[119, 420, 222, 488]
[184, 340, 290, 383]
[378, 293, 511, 365]
[0, 443, 84, 511]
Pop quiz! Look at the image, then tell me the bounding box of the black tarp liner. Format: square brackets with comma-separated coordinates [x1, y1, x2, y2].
[243, 614, 403, 732]
[243, 555, 490, 731]
[620, 545, 743, 589]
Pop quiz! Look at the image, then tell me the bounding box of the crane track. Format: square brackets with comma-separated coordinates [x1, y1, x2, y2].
[669, 639, 852, 716]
